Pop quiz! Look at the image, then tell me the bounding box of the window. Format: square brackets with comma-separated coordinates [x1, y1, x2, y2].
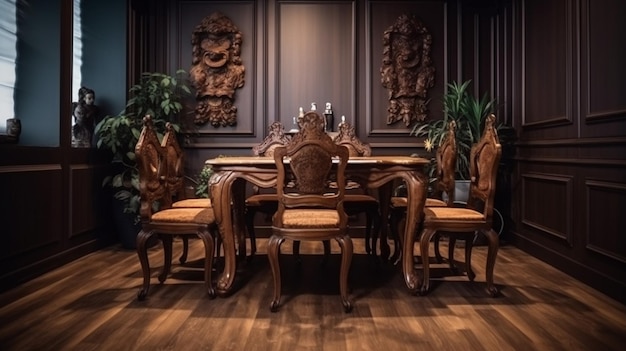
[72, 0, 82, 102]
[0, 0, 17, 132]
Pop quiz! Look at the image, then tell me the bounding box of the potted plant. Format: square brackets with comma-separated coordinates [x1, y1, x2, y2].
[95, 70, 191, 248]
[191, 164, 214, 199]
[411, 80, 495, 202]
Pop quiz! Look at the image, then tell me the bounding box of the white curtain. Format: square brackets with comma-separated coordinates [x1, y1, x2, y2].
[72, 0, 82, 102]
[0, 0, 17, 131]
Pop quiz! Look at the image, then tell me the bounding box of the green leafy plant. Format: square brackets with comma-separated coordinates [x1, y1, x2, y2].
[411, 80, 495, 180]
[95, 70, 191, 219]
[193, 164, 214, 198]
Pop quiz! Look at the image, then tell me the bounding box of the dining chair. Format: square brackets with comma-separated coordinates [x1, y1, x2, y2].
[244, 121, 292, 259]
[268, 111, 353, 312]
[135, 115, 218, 300]
[292, 121, 381, 258]
[332, 121, 381, 255]
[161, 122, 214, 264]
[246, 122, 333, 263]
[388, 120, 457, 265]
[418, 114, 502, 296]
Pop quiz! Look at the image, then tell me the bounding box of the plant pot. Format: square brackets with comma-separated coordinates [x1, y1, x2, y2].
[454, 179, 471, 204]
[442, 179, 471, 205]
[111, 197, 141, 249]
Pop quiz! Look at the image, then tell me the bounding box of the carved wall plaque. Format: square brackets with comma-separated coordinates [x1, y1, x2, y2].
[190, 12, 245, 127]
[381, 14, 435, 127]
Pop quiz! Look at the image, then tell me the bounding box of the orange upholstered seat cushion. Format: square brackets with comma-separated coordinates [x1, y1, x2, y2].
[344, 194, 378, 203]
[425, 198, 447, 207]
[245, 193, 279, 207]
[281, 209, 340, 228]
[172, 198, 212, 208]
[151, 208, 215, 224]
[423, 207, 485, 222]
[390, 196, 447, 208]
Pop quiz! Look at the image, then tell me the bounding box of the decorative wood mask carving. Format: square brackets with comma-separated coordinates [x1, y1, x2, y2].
[381, 14, 435, 127]
[190, 12, 245, 128]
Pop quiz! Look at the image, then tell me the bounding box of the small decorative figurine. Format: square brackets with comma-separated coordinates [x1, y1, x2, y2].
[290, 116, 299, 133]
[310, 102, 317, 111]
[71, 86, 98, 148]
[338, 115, 347, 129]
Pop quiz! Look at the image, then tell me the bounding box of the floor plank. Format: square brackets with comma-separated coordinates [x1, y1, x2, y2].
[1, 238, 625, 350]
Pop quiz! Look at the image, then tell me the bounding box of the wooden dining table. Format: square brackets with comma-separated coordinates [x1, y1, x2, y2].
[206, 155, 429, 296]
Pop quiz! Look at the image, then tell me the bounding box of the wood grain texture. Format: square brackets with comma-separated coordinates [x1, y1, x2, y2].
[1, 238, 625, 350]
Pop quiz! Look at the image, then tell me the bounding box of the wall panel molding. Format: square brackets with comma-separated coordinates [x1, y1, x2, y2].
[365, 0, 448, 137]
[0, 165, 64, 259]
[583, 0, 626, 123]
[521, 172, 573, 245]
[516, 157, 626, 168]
[585, 179, 626, 263]
[175, 1, 258, 137]
[521, 0, 571, 128]
[70, 164, 108, 239]
[275, 1, 355, 130]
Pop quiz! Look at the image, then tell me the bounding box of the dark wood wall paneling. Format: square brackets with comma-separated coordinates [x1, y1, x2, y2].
[367, 0, 448, 145]
[0, 1, 116, 292]
[511, 0, 626, 303]
[172, 0, 457, 176]
[0, 152, 112, 291]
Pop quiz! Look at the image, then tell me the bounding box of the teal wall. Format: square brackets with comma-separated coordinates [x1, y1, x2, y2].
[13, 0, 126, 146]
[14, 0, 61, 146]
[81, 0, 127, 121]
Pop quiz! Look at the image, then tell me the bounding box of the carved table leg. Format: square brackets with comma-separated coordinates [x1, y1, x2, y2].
[377, 182, 393, 260]
[232, 178, 247, 262]
[401, 171, 427, 294]
[210, 171, 238, 296]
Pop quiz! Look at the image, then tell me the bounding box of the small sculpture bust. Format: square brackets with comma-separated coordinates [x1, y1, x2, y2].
[71, 86, 98, 148]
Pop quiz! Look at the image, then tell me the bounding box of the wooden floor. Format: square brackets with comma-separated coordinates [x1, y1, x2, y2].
[1, 237, 625, 351]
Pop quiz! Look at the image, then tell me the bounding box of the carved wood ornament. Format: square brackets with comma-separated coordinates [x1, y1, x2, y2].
[333, 122, 372, 157]
[381, 14, 435, 127]
[252, 121, 291, 157]
[190, 12, 245, 127]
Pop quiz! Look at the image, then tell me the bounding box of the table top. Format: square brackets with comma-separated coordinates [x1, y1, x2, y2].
[206, 155, 429, 166]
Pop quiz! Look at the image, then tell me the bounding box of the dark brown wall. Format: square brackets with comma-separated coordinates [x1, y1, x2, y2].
[509, 0, 626, 303]
[165, 0, 473, 166]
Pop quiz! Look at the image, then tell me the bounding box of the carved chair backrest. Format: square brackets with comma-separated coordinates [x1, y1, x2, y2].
[135, 115, 168, 223]
[432, 120, 457, 205]
[252, 122, 291, 157]
[161, 122, 186, 201]
[467, 114, 502, 222]
[333, 122, 372, 157]
[250, 122, 291, 195]
[272, 111, 350, 228]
